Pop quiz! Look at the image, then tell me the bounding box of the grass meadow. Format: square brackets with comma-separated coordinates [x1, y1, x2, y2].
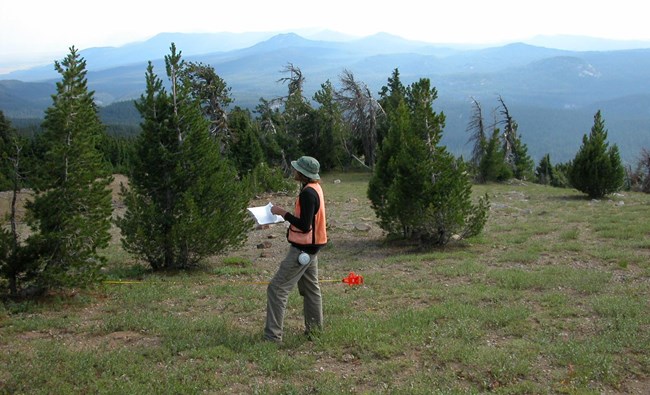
[1, 172, 649, 394]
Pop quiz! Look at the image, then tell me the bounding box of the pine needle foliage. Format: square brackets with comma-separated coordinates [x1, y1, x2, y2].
[477, 128, 512, 183]
[368, 76, 489, 245]
[117, 44, 250, 270]
[0, 111, 35, 296]
[568, 110, 625, 199]
[535, 153, 555, 185]
[25, 47, 113, 288]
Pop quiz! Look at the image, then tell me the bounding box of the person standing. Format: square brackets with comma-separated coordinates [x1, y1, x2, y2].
[264, 156, 328, 343]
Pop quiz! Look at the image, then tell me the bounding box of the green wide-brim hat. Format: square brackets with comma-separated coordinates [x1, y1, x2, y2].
[291, 156, 320, 180]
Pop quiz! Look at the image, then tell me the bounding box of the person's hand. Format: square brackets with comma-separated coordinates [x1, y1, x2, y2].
[270, 205, 287, 217]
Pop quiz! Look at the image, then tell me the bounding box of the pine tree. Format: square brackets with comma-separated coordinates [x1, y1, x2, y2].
[477, 128, 512, 183]
[568, 110, 625, 198]
[117, 44, 250, 270]
[311, 80, 346, 170]
[0, 111, 20, 191]
[279, 63, 311, 167]
[407, 79, 445, 146]
[368, 76, 489, 245]
[498, 96, 534, 180]
[230, 105, 295, 194]
[630, 148, 650, 193]
[335, 69, 382, 168]
[228, 106, 264, 176]
[0, 111, 34, 296]
[182, 61, 232, 143]
[25, 47, 113, 288]
[377, 68, 407, 147]
[254, 98, 287, 170]
[510, 135, 535, 180]
[466, 97, 487, 172]
[368, 100, 412, 236]
[535, 153, 555, 185]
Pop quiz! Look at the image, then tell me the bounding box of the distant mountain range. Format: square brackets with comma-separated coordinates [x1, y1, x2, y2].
[2, 31, 650, 165]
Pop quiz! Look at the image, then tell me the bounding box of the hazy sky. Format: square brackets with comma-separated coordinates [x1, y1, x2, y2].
[2, 0, 649, 73]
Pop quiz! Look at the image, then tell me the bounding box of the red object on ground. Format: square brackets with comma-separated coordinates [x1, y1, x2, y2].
[342, 272, 364, 286]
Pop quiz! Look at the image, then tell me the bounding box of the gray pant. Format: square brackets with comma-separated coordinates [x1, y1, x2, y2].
[264, 246, 323, 342]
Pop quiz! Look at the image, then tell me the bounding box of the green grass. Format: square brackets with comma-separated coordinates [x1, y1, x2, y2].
[1, 173, 649, 394]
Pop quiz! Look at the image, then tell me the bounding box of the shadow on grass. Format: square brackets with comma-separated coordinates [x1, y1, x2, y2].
[327, 234, 471, 260]
[547, 194, 592, 201]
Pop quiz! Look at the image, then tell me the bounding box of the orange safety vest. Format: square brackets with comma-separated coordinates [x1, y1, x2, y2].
[287, 182, 327, 246]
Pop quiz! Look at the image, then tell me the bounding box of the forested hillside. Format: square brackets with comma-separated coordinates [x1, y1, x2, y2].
[2, 32, 650, 164]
